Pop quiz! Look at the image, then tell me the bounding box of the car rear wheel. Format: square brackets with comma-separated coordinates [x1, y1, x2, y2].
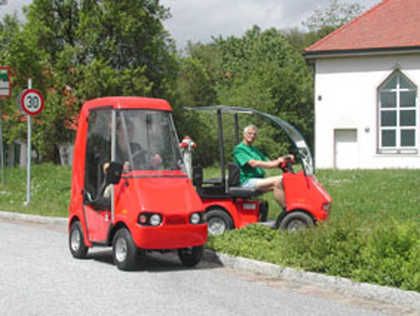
[205, 209, 233, 236]
[178, 246, 204, 267]
[69, 221, 88, 259]
[279, 211, 314, 232]
[112, 228, 144, 271]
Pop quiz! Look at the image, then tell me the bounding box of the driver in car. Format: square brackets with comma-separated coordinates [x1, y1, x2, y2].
[102, 119, 162, 198]
[114, 118, 162, 170]
[233, 124, 293, 209]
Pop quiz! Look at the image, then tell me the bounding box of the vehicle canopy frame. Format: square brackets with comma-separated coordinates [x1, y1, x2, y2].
[185, 105, 314, 176]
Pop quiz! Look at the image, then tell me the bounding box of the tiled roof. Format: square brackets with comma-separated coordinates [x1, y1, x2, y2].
[305, 0, 420, 53]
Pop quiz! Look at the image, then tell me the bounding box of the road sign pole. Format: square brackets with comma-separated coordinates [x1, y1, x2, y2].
[0, 103, 4, 184]
[24, 79, 32, 206]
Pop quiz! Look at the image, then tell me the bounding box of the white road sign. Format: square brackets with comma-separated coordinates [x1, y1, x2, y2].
[20, 88, 45, 116]
[0, 66, 11, 98]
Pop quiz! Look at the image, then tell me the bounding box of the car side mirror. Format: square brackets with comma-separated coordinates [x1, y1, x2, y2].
[106, 162, 123, 185]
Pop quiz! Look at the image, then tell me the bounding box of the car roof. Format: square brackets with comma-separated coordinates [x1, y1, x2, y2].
[83, 97, 172, 112]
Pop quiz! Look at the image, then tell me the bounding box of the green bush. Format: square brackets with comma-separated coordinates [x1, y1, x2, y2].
[208, 216, 420, 292]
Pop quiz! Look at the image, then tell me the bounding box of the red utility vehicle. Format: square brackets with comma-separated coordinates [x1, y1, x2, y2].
[68, 97, 207, 270]
[188, 106, 332, 235]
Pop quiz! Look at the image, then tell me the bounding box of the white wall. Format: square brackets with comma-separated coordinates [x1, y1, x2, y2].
[314, 54, 420, 169]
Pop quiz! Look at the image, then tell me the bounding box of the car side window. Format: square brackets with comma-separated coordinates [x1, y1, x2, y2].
[84, 109, 111, 200]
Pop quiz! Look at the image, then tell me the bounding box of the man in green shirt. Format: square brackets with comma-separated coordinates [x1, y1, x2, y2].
[233, 124, 293, 208]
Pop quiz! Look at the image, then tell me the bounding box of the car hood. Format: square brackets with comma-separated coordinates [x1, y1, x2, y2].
[116, 175, 203, 214]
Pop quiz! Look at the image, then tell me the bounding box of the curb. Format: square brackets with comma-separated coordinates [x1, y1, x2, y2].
[0, 210, 67, 225]
[204, 250, 420, 310]
[1, 210, 419, 310]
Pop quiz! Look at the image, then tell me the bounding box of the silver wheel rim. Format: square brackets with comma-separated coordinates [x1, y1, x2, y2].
[208, 217, 226, 236]
[288, 220, 306, 231]
[70, 228, 81, 252]
[115, 237, 128, 262]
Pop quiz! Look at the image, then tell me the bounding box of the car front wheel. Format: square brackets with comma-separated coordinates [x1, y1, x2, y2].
[69, 221, 88, 259]
[112, 228, 145, 271]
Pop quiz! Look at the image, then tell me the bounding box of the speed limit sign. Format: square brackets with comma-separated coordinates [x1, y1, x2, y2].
[19, 88, 44, 116]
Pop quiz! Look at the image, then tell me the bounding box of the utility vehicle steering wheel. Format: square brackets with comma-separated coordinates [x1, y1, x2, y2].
[131, 149, 147, 164]
[279, 156, 295, 173]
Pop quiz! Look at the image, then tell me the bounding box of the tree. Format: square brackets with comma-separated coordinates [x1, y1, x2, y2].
[282, 1, 365, 52]
[172, 43, 221, 166]
[176, 26, 314, 165]
[77, 0, 177, 98]
[0, 0, 178, 162]
[303, 0, 364, 32]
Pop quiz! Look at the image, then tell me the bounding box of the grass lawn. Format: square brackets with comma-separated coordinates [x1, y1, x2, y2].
[206, 166, 420, 221]
[0, 164, 71, 217]
[206, 168, 420, 291]
[0, 164, 419, 291]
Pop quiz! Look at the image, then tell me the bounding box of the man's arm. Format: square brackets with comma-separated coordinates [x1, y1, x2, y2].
[248, 154, 294, 169]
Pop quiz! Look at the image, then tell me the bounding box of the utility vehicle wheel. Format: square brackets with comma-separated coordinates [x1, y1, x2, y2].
[178, 246, 204, 267]
[112, 228, 144, 271]
[69, 221, 88, 259]
[205, 209, 233, 236]
[279, 211, 314, 232]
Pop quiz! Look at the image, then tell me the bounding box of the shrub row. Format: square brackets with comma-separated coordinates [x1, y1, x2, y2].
[207, 215, 419, 292]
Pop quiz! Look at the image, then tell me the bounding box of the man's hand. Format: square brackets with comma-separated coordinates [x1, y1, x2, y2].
[103, 162, 110, 174]
[277, 154, 294, 164]
[248, 154, 294, 169]
[151, 153, 162, 167]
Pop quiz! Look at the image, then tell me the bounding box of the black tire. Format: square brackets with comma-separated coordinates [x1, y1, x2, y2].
[112, 228, 144, 271]
[279, 211, 314, 232]
[178, 246, 204, 267]
[205, 208, 233, 236]
[69, 221, 88, 259]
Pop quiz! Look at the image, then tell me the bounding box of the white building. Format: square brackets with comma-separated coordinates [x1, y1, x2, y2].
[305, 0, 420, 169]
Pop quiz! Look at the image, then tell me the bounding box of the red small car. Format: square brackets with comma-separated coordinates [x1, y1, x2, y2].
[187, 106, 332, 235]
[68, 97, 207, 270]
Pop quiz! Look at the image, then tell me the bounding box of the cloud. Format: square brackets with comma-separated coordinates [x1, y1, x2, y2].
[0, 0, 31, 19]
[1, 0, 381, 49]
[160, 0, 381, 48]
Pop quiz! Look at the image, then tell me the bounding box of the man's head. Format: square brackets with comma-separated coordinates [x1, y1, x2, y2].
[243, 124, 258, 145]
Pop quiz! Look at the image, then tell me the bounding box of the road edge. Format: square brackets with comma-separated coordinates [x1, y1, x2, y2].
[1, 210, 418, 310]
[0, 210, 67, 225]
[203, 250, 420, 310]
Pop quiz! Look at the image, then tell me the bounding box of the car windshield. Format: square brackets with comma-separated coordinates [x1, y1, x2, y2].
[115, 110, 184, 172]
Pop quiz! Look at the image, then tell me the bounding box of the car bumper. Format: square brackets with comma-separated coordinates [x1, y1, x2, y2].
[132, 223, 208, 249]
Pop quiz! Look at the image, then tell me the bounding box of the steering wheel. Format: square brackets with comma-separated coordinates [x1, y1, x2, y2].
[131, 149, 147, 164]
[279, 156, 295, 173]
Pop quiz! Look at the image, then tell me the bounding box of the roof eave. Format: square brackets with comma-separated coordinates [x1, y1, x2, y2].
[304, 46, 420, 60]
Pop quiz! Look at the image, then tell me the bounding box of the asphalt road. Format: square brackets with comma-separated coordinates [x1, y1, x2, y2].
[0, 219, 414, 316]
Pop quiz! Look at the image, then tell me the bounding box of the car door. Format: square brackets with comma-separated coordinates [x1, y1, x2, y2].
[83, 108, 112, 243]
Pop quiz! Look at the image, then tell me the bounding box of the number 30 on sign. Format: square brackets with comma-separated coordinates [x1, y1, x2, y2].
[19, 89, 44, 116]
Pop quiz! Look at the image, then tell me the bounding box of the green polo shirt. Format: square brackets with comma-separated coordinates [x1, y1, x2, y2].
[233, 142, 269, 184]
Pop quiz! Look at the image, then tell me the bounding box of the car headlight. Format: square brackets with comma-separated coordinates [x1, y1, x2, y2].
[138, 213, 162, 226]
[150, 214, 162, 226]
[190, 212, 201, 224]
[138, 214, 148, 225]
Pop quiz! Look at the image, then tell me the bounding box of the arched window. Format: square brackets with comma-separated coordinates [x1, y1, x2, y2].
[378, 71, 417, 153]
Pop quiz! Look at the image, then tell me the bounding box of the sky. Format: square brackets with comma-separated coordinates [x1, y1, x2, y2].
[1, 0, 381, 48]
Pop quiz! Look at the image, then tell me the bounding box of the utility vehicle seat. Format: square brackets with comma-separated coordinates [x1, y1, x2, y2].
[227, 163, 263, 198]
